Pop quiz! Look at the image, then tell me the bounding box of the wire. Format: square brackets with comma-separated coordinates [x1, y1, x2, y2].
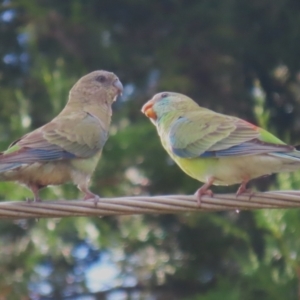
[0, 190, 300, 219]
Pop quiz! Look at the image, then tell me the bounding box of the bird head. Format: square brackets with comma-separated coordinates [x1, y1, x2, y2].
[141, 92, 199, 123]
[69, 70, 123, 105]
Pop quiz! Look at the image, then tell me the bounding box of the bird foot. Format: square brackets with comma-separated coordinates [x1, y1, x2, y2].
[26, 197, 42, 203]
[83, 193, 100, 206]
[236, 186, 254, 201]
[195, 188, 214, 207]
[27, 184, 42, 203]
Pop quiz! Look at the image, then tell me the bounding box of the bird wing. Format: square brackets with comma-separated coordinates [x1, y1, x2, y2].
[0, 111, 108, 164]
[168, 111, 293, 158]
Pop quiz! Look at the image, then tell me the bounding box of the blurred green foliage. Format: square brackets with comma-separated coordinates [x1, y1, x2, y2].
[1, 0, 300, 299]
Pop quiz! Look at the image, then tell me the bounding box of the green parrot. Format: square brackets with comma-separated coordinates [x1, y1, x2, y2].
[0, 70, 123, 202]
[142, 92, 300, 204]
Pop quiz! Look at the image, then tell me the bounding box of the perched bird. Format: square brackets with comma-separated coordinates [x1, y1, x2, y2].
[0, 70, 123, 202]
[142, 92, 300, 205]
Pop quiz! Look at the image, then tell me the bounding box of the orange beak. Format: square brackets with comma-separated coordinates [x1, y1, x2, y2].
[141, 100, 157, 120]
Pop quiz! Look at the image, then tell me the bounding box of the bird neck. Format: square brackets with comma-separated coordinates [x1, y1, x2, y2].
[156, 112, 179, 136]
[158, 111, 179, 126]
[83, 103, 112, 124]
[60, 92, 113, 119]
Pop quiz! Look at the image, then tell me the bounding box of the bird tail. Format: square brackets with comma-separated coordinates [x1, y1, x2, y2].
[0, 163, 24, 181]
[270, 150, 300, 172]
[271, 150, 300, 162]
[0, 163, 23, 173]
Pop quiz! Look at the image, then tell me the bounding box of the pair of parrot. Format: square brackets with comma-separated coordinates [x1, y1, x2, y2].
[1, 70, 300, 204]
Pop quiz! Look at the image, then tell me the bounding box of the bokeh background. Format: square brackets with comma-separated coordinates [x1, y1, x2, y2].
[1, 0, 300, 299]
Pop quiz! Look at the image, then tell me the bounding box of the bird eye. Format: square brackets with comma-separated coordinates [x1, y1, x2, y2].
[96, 75, 106, 83]
[161, 93, 168, 98]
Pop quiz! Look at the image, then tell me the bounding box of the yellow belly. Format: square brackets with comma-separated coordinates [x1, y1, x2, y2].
[173, 154, 292, 186]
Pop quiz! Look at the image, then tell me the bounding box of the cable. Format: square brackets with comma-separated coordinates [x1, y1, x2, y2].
[0, 191, 300, 219]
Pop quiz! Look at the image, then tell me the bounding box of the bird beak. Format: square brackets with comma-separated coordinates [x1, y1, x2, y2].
[113, 79, 123, 96]
[141, 100, 157, 120]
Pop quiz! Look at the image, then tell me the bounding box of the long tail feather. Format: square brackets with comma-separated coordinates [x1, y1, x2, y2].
[270, 151, 300, 162]
[0, 163, 23, 173]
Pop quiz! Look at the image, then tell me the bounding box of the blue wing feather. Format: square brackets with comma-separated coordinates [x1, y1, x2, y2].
[0, 147, 76, 166]
[172, 141, 293, 158]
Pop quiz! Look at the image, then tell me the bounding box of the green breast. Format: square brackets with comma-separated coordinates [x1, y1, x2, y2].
[160, 136, 217, 182]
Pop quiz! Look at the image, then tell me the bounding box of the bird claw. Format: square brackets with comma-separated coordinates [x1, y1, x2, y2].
[235, 181, 254, 201]
[83, 194, 100, 206]
[236, 186, 254, 201]
[195, 188, 214, 207]
[26, 198, 33, 204]
[26, 197, 41, 203]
